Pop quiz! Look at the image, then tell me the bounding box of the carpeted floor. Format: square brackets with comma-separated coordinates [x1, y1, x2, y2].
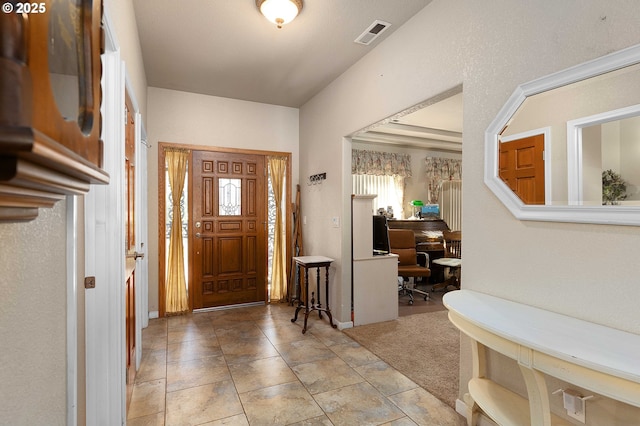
[343, 309, 460, 408]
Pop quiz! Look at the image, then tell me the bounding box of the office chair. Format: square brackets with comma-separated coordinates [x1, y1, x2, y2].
[388, 229, 431, 305]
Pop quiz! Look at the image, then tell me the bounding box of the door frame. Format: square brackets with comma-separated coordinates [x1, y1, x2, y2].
[84, 6, 148, 423]
[84, 9, 126, 424]
[158, 143, 292, 317]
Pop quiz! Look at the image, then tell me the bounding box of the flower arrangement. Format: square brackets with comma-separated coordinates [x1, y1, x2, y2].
[602, 169, 627, 205]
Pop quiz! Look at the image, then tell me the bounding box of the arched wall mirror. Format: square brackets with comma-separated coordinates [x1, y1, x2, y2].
[485, 43, 640, 226]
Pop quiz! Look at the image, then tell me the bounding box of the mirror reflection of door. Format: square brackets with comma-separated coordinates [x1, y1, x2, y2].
[191, 150, 267, 309]
[124, 93, 137, 386]
[499, 134, 545, 205]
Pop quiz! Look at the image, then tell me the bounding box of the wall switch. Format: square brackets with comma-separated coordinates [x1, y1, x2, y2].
[332, 216, 340, 228]
[303, 216, 307, 225]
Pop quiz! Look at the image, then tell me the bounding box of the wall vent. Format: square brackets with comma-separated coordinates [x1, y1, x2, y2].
[354, 20, 391, 45]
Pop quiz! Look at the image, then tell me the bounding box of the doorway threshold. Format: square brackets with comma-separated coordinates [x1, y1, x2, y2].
[194, 301, 266, 313]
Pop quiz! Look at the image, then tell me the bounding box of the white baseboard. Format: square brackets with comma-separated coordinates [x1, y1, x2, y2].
[148, 311, 159, 319]
[336, 320, 354, 330]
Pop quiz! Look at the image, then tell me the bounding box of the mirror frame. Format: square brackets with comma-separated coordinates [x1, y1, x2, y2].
[485, 43, 640, 226]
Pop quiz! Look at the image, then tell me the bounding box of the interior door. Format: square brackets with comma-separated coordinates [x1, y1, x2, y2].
[499, 134, 545, 204]
[124, 93, 137, 385]
[192, 150, 266, 309]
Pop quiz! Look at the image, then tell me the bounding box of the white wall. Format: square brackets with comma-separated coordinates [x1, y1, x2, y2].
[619, 116, 640, 200]
[146, 87, 300, 312]
[0, 203, 67, 423]
[299, 0, 640, 422]
[106, 0, 148, 120]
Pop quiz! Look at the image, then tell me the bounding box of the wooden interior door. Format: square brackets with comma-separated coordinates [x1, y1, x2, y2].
[124, 94, 136, 385]
[192, 150, 267, 309]
[499, 134, 545, 204]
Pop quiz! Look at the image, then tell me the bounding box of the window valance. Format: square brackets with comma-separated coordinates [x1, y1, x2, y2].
[352, 149, 412, 178]
[425, 157, 462, 181]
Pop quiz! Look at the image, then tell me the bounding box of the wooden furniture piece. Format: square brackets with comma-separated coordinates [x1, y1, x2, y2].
[351, 195, 399, 326]
[0, 0, 108, 222]
[432, 230, 462, 291]
[444, 290, 640, 426]
[291, 256, 337, 334]
[388, 229, 431, 305]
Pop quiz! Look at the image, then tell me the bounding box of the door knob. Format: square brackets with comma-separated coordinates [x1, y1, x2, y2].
[195, 232, 201, 238]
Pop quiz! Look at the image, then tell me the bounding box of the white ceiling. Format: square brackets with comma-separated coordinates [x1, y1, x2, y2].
[353, 92, 463, 152]
[132, 0, 462, 150]
[133, 0, 432, 108]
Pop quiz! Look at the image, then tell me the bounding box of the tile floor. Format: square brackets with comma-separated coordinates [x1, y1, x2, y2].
[127, 302, 465, 426]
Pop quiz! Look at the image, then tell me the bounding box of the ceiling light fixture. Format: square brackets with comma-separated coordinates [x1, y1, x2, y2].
[256, 0, 303, 29]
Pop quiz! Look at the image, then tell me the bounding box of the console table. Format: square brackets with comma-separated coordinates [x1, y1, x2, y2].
[443, 290, 640, 426]
[291, 256, 337, 334]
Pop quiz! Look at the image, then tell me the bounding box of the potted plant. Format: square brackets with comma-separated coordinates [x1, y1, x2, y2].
[602, 169, 627, 205]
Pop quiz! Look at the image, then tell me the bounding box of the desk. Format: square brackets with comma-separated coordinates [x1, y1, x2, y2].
[291, 256, 337, 334]
[444, 290, 640, 426]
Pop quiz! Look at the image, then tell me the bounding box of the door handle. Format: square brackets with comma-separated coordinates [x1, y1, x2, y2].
[134, 251, 145, 260]
[195, 232, 201, 238]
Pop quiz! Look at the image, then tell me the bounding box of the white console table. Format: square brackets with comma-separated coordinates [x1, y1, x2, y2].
[443, 290, 640, 426]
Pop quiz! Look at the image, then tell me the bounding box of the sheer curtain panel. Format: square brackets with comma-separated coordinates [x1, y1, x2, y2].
[268, 156, 287, 302]
[165, 149, 189, 315]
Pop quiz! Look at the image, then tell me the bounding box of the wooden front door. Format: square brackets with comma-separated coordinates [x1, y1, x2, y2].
[192, 150, 267, 309]
[499, 134, 545, 204]
[124, 93, 136, 385]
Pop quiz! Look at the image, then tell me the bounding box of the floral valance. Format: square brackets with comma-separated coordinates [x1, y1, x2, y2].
[352, 149, 412, 178]
[425, 157, 462, 181]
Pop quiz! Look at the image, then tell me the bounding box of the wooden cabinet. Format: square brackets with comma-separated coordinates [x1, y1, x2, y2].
[0, 0, 108, 222]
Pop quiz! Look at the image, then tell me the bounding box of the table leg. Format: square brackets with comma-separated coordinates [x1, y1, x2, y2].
[302, 266, 310, 334]
[316, 266, 323, 319]
[324, 265, 336, 328]
[291, 263, 303, 323]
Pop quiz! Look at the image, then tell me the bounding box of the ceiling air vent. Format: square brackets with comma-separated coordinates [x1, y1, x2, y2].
[354, 20, 391, 45]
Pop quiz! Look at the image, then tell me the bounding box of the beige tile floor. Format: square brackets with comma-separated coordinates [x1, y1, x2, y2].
[127, 303, 465, 426]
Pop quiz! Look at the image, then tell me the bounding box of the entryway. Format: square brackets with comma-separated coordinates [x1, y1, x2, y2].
[158, 145, 291, 316]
